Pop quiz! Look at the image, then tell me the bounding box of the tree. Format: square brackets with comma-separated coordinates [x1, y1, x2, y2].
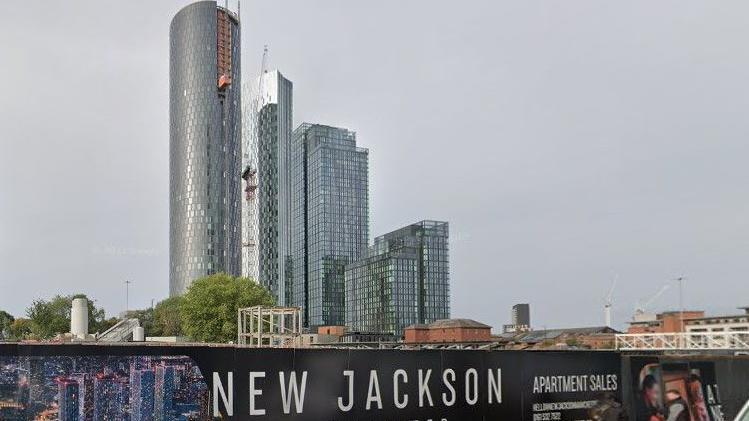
[99, 317, 120, 333]
[125, 308, 154, 335]
[26, 294, 111, 339]
[8, 318, 34, 341]
[180, 273, 274, 343]
[0, 311, 14, 340]
[153, 296, 184, 337]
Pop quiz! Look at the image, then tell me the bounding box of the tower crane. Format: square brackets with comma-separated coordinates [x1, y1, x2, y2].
[634, 283, 671, 318]
[604, 275, 617, 327]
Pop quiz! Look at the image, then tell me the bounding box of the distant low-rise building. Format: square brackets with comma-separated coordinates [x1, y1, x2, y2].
[404, 319, 492, 344]
[685, 307, 749, 333]
[508, 326, 619, 350]
[627, 311, 705, 334]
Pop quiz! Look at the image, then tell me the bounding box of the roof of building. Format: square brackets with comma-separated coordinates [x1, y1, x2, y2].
[405, 319, 491, 330]
[514, 326, 619, 343]
[657, 310, 705, 316]
[686, 314, 749, 323]
[428, 319, 492, 329]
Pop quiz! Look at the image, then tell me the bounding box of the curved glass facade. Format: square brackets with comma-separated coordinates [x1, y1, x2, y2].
[169, 1, 242, 296]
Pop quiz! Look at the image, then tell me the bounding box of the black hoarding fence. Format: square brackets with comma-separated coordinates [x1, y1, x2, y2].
[0, 344, 623, 421]
[1, 344, 748, 421]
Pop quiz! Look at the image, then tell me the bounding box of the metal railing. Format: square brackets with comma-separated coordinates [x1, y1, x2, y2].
[97, 319, 140, 343]
[616, 332, 749, 351]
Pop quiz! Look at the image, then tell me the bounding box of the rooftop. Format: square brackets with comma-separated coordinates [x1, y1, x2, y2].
[405, 319, 491, 330]
[514, 326, 619, 343]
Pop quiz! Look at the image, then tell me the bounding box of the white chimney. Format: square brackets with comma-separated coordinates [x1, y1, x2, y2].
[70, 298, 89, 338]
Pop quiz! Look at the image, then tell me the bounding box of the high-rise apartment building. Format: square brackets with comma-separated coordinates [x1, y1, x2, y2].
[503, 303, 531, 333]
[130, 369, 155, 421]
[169, 1, 242, 296]
[512, 303, 531, 327]
[92, 374, 119, 420]
[242, 70, 294, 305]
[57, 378, 79, 421]
[345, 221, 450, 336]
[291, 124, 369, 327]
[154, 365, 175, 420]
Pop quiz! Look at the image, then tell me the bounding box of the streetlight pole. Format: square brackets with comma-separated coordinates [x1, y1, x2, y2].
[675, 276, 686, 332]
[125, 280, 132, 314]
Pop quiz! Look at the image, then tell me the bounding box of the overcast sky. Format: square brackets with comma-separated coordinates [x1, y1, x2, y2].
[1, 1, 748, 331]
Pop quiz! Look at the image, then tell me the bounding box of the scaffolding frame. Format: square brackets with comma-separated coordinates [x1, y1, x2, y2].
[237, 306, 301, 347]
[616, 332, 749, 351]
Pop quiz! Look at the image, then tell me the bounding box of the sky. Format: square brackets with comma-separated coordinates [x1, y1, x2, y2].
[1, 1, 748, 331]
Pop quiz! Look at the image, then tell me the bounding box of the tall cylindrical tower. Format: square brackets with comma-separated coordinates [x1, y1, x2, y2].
[70, 297, 89, 338]
[170, 1, 242, 296]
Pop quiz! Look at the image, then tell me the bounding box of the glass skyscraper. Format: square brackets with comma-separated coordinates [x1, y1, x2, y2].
[169, 1, 242, 296]
[57, 378, 79, 421]
[291, 124, 369, 327]
[242, 70, 294, 305]
[130, 369, 155, 421]
[345, 220, 450, 336]
[93, 374, 119, 420]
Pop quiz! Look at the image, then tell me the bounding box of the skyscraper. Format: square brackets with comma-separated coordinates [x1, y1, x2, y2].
[169, 1, 242, 296]
[345, 221, 450, 336]
[154, 365, 175, 421]
[69, 373, 92, 421]
[130, 369, 155, 421]
[291, 123, 369, 327]
[512, 303, 531, 328]
[242, 70, 294, 305]
[57, 378, 79, 421]
[92, 374, 119, 420]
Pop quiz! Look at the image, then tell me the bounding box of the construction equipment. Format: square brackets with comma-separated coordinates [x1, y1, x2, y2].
[633, 283, 671, 319]
[240, 46, 269, 280]
[237, 306, 301, 347]
[604, 275, 617, 328]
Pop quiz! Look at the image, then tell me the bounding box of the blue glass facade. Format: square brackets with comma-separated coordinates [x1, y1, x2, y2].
[154, 366, 175, 420]
[57, 379, 79, 421]
[345, 221, 450, 336]
[291, 124, 369, 327]
[169, 1, 242, 296]
[130, 369, 155, 421]
[93, 375, 119, 420]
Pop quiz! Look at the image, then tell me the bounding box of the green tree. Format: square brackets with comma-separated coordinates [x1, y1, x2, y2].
[180, 273, 273, 343]
[565, 337, 579, 347]
[8, 318, 34, 340]
[26, 294, 111, 339]
[153, 296, 184, 337]
[125, 308, 154, 335]
[98, 317, 120, 333]
[0, 311, 15, 340]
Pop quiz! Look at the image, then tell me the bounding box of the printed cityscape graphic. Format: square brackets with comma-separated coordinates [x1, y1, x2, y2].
[0, 355, 209, 420]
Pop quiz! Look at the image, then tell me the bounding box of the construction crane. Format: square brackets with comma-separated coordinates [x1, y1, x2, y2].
[240, 46, 270, 277]
[604, 275, 617, 328]
[634, 283, 671, 318]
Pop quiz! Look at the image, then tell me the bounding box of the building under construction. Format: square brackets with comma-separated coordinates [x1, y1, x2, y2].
[241, 67, 294, 306]
[169, 1, 242, 295]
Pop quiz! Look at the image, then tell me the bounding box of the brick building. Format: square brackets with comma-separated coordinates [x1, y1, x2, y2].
[404, 319, 492, 344]
[627, 311, 705, 334]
